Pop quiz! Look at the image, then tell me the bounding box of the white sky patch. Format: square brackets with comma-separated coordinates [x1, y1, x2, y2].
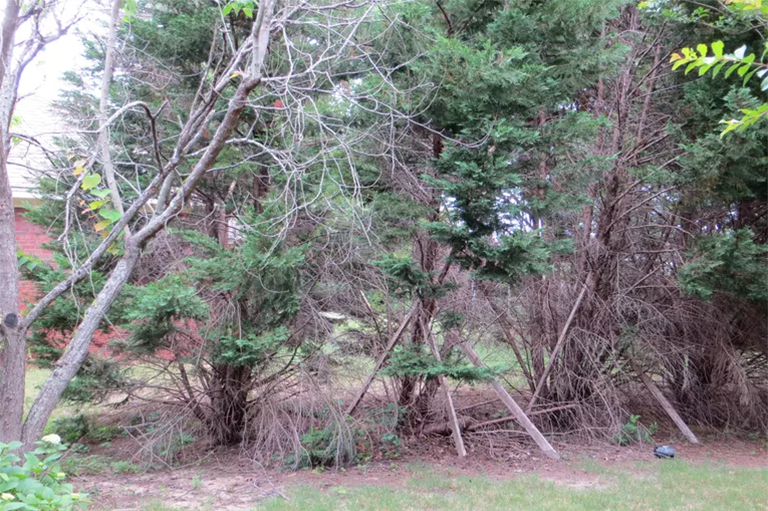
[7, 0, 107, 197]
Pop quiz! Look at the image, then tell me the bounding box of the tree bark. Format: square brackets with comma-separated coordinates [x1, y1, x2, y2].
[98, 0, 130, 236]
[0, 0, 23, 444]
[21, 246, 141, 448]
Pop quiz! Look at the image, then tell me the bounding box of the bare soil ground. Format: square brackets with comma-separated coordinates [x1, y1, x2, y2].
[73, 435, 768, 510]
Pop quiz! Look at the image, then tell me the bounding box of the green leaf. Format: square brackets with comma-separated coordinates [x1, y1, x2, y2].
[99, 209, 122, 223]
[81, 174, 102, 191]
[725, 63, 741, 78]
[696, 43, 708, 57]
[743, 67, 758, 85]
[711, 40, 724, 58]
[712, 61, 727, 78]
[91, 189, 111, 199]
[222, 2, 233, 14]
[737, 63, 751, 77]
[88, 200, 108, 211]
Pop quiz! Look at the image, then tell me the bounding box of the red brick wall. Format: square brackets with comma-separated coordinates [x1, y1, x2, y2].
[15, 207, 54, 310]
[15, 207, 116, 355]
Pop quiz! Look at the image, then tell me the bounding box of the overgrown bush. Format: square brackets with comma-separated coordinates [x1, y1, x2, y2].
[0, 435, 87, 510]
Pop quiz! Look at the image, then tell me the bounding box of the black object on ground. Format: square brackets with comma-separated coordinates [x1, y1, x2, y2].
[654, 445, 676, 459]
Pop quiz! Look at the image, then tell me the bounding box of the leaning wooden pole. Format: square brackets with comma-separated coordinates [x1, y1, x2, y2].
[345, 306, 418, 417]
[459, 342, 560, 460]
[427, 333, 467, 457]
[527, 276, 590, 411]
[630, 359, 700, 444]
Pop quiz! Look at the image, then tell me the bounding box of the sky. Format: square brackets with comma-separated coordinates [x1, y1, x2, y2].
[8, 0, 106, 197]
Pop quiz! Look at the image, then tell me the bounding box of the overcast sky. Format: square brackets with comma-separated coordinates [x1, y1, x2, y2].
[9, 0, 107, 194]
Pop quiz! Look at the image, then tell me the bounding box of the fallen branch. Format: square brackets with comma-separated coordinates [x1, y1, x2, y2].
[527, 275, 590, 411]
[630, 358, 700, 444]
[459, 341, 560, 460]
[345, 305, 418, 417]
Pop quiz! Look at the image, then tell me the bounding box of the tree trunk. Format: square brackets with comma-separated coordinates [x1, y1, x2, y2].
[208, 365, 252, 445]
[21, 246, 142, 448]
[0, 0, 23, 445]
[0, 136, 22, 446]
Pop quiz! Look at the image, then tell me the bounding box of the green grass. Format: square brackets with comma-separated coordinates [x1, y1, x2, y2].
[139, 460, 768, 511]
[25, 365, 52, 412]
[25, 365, 82, 429]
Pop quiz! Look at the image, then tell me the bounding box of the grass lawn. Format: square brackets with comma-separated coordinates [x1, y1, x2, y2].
[24, 365, 52, 412]
[137, 460, 768, 511]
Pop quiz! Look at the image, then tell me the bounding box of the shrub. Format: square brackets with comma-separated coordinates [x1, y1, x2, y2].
[0, 435, 87, 510]
[613, 415, 658, 446]
[46, 417, 88, 445]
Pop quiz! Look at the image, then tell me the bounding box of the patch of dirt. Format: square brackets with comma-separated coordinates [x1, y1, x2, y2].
[75, 435, 767, 510]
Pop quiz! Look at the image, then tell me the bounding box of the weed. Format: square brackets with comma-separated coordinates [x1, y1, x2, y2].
[380, 432, 402, 459]
[612, 414, 657, 445]
[111, 460, 142, 474]
[89, 424, 124, 443]
[191, 473, 203, 491]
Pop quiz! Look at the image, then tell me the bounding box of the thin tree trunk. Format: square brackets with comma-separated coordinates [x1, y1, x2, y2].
[631, 359, 700, 444]
[346, 305, 418, 417]
[527, 277, 589, 411]
[0, 0, 24, 444]
[21, 247, 141, 448]
[427, 333, 466, 457]
[97, 0, 130, 236]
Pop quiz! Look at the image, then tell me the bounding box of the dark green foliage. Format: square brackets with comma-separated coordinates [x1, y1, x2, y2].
[612, 414, 658, 446]
[61, 357, 125, 405]
[130, 0, 218, 71]
[381, 343, 503, 383]
[294, 426, 362, 469]
[297, 427, 337, 468]
[404, 0, 624, 285]
[213, 327, 292, 368]
[679, 228, 768, 301]
[122, 275, 208, 354]
[47, 416, 89, 445]
[373, 255, 455, 299]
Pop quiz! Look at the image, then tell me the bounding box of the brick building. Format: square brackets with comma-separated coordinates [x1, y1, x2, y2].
[8, 134, 52, 311]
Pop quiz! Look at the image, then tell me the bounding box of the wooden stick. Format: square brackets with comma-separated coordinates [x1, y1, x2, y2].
[630, 359, 700, 444]
[345, 305, 418, 417]
[481, 286, 536, 392]
[455, 398, 500, 413]
[459, 342, 560, 460]
[527, 278, 589, 411]
[427, 333, 467, 457]
[468, 404, 579, 431]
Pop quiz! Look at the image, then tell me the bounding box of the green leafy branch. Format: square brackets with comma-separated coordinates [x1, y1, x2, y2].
[671, 40, 768, 135]
[221, 0, 257, 18]
[70, 158, 122, 236]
